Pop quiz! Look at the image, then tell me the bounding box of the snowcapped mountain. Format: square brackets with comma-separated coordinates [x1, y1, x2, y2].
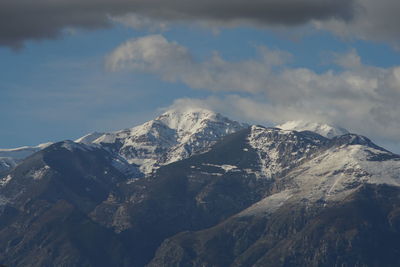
[148, 126, 400, 267]
[2, 109, 400, 266]
[0, 108, 247, 177]
[276, 120, 349, 138]
[77, 108, 248, 175]
[0, 111, 351, 177]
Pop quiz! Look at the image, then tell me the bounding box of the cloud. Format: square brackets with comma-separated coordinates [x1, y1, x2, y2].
[3, 0, 400, 48]
[106, 35, 192, 78]
[0, 0, 354, 48]
[314, 0, 400, 46]
[109, 35, 400, 147]
[110, 14, 169, 32]
[106, 34, 292, 93]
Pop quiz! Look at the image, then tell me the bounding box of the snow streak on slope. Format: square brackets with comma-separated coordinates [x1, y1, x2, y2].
[240, 142, 400, 217]
[290, 144, 400, 202]
[75, 132, 105, 145]
[277, 120, 349, 138]
[78, 108, 248, 175]
[239, 190, 293, 217]
[238, 123, 400, 217]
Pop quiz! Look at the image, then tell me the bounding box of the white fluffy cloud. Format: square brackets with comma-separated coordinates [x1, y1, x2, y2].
[108, 35, 400, 148]
[106, 34, 292, 93]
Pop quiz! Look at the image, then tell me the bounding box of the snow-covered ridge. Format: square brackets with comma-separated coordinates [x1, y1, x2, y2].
[240, 141, 400, 217]
[289, 145, 400, 201]
[276, 120, 349, 139]
[0, 108, 247, 176]
[77, 108, 248, 175]
[239, 124, 400, 217]
[75, 132, 105, 145]
[0, 142, 53, 175]
[0, 142, 52, 160]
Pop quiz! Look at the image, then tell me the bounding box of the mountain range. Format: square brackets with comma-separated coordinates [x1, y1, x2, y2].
[1, 109, 400, 267]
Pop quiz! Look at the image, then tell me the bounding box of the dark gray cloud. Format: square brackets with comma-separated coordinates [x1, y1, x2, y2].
[314, 0, 400, 47]
[0, 0, 354, 48]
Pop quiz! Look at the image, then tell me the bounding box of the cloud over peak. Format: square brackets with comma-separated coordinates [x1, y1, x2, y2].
[108, 35, 400, 146]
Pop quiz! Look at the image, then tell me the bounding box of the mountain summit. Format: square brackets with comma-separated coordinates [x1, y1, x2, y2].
[77, 108, 248, 175]
[276, 120, 349, 139]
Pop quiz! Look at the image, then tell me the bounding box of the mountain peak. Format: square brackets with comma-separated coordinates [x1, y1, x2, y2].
[159, 107, 218, 117]
[75, 108, 248, 175]
[276, 120, 349, 139]
[74, 132, 105, 145]
[156, 108, 221, 133]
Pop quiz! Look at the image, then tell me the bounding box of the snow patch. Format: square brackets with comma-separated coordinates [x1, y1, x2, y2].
[238, 190, 293, 217]
[30, 166, 50, 180]
[277, 120, 348, 139]
[200, 171, 223, 176]
[0, 175, 12, 187]
[202, 163, 239, 172]
[220, 165, 238, 172]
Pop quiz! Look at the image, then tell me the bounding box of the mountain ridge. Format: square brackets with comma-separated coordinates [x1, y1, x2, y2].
[77, 108, 249, 175]
[1, 109, 400, 266]
[0, 110, 359, 177]
[276, 120, 349, 139]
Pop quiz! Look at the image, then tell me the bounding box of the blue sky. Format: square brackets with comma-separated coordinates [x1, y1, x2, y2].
[1, 0, 400, 153]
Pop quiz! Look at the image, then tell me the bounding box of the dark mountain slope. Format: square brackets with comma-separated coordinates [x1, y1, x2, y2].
[149, 184, 400, 267]
[0, 141, 135, 267]
[90, 128, 273, 266]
